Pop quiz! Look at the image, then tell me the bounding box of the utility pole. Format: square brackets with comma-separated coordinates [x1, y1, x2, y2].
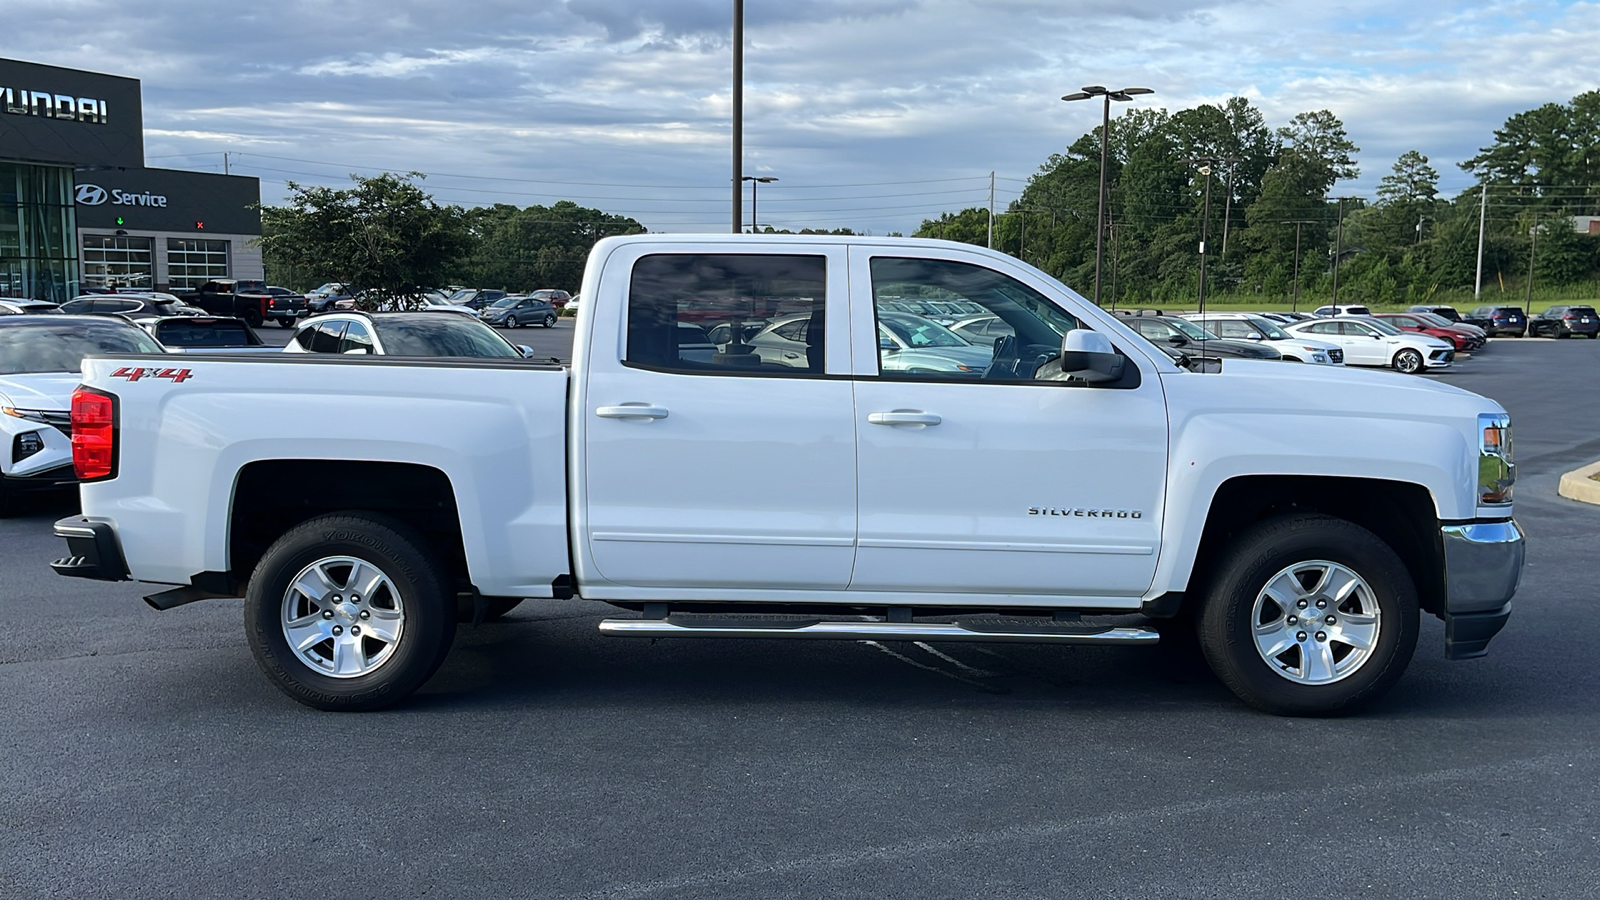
[1474, 185, 1488, 300]
[1526, 215, 1539, 307]
[222, 151, 230, 175]
[1280, 219, 1318, 313]
[731, 0, 743, 233]
[1330, 196, 1359, 306]
[987, 171, 995, 249]
[1220, 162, 1240, 257]
[1018, 208, 1026, 260]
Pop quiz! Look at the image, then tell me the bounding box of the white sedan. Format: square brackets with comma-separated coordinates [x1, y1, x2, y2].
[1285, 315, 1455, 373]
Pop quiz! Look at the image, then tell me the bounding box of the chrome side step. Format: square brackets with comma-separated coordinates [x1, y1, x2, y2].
[597, 616, 1160, 645]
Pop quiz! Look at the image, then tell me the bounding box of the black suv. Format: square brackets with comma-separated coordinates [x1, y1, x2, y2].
[1464, 305, 1527, 337]
[1528, 305, 1600, 339]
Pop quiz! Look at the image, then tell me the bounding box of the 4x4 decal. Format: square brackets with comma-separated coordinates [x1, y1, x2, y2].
[110, 366, 193, 383]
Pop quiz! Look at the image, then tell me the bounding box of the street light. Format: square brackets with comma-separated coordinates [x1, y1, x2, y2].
[742, 176, 777, 233]
[1329, 196, 1360, 307]
[1061, 84, 1153, 306]
[1191, 160, 1219, 315]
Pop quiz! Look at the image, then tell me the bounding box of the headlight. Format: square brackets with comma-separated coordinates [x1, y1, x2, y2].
[1478, 412, 1514, 505]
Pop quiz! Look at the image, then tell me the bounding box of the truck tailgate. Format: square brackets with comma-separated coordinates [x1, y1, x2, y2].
[77, 354, 571, 598]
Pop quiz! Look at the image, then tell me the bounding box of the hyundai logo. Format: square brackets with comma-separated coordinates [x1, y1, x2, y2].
[75, 184, 108, 205]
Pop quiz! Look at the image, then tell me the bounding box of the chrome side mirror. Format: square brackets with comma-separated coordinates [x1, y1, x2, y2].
[1058, 330, 1124, 383]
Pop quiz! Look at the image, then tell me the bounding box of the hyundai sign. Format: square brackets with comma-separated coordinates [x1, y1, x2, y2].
[74, 168, 259, 235]
[0, 57, 143, 168]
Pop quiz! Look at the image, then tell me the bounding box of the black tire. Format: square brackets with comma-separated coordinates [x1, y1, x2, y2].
[455, 596, 524, 622]
[1197, 513, 1419, 716]
[543, 314, 557, 328]
[1590, 333, 1598, 339]
[505, 315, 518, 329]
[278, 318, 297, 328]
[242, 309, 263, 328]
[1392, 348, 1424, 374]
[244, 513, 457, 711]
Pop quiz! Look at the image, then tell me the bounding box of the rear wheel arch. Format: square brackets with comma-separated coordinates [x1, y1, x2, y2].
[229, 460, 471, 594]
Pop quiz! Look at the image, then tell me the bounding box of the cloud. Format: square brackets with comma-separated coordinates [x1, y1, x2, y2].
[5, 0, 1595, 234]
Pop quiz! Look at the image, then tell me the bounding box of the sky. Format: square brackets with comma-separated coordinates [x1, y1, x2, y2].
[4, 0, 1597, 235]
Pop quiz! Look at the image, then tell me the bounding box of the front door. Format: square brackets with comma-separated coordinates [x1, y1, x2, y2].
[580, 248, 858, 591]
[846, 248, 1169, 600]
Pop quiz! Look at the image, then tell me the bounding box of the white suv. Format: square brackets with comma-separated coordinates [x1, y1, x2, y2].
[1183, 313, 1344, 365]
[1313, 304, 1372, 317]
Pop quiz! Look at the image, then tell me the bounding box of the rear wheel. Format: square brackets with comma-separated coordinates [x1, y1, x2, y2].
[278, 318, 296, 328]
[244, 513, 456, 711]
[1392, 348, 1424, 374]
[1197, 514, 1418, 715]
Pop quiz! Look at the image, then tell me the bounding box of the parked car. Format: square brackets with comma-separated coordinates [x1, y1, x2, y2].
[57, 294, 206, 321]
[306, 283, 359, 314]
[285, 312, 532, 358]
[444, 289, 508, 311]
[145, 316, 279, 353]
[1370, 312, 1484, 352]
[178, 279, 305, 328]
[0, 300, 61, 315]
[1527, 305, 1600, 339]
[1312, 304, 1373, 317]
[1182, 313, 1344, 364]
[1120, 314, 1283, 361]
[1464, 306, 1527, 337]
[479, 294, 559, 329]
[948, 314, 1015, 348]
[0, 315, 165, 513]
[1407, 305, 1464, 323]
[1285, 316, 1455, 373]
[876, 311, 995, 374]
[1410, 311, 1487, 341]
[527, 289, 572, 310]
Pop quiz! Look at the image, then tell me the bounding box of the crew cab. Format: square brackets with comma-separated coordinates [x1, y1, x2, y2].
[178, 280, 305, 329]
[50, 235, 1524, 716]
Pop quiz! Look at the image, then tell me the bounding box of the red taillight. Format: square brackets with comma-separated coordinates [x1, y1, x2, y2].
[70, 388, 116, 480]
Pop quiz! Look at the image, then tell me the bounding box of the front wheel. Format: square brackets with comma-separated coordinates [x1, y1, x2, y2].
[1197, 514, 1419, 715]
[543, 314, 557, 328]
[1392, 348, 1424, 373]
[505, 315, 518, 329]
[244, 513, 456, 711]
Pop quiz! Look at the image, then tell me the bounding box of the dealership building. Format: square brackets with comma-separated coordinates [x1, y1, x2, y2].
[0, 57, 262, 303]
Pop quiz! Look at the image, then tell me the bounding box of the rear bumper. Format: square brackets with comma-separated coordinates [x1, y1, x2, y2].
[50, 515, 129, 581]
[1439, 519, 1523, 659]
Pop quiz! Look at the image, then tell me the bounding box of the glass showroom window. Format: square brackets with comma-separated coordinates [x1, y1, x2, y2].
[82, 234, 154, 290]
[0, 163, 78, 303]
[167, 238, 230, 291]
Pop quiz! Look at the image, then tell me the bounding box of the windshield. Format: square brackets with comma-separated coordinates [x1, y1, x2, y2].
[1415, 313, 1452, 327]
[1241, 316, 1291, 340]
[1363, 317, 1404, 335]
[0, 321, 163, 374]
[881, 314, 971, 348]
[1168, 318, 1218, 341]
[446, 289, 475, 303]
[371, 314, 521, 357]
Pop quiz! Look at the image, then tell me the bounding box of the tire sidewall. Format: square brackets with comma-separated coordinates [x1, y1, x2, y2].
[245, 515, 455, 710]
[1199, 515, 1419, 715]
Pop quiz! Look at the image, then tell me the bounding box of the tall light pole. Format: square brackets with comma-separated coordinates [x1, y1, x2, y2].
[1280, 219, 1318, 312]
[742, 176, 776, 233]
[1061, 85, 1153, 306]
[1330, 196, 1359, 307]
[1191, 160, 1217, 314]
[1526, 215, 1539, 307]
[731, 0, 744, 233]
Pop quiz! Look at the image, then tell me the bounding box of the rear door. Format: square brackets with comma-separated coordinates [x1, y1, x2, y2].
[845, 246, 1168, 599]
[578, 246, 858, 592]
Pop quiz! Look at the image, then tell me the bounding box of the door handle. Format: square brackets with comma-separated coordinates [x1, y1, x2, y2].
[867, 410, 941, 427]
[596, 404, 669, 420]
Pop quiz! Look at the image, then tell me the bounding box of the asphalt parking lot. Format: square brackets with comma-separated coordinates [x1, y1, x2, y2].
[3, 336, 1599, 899]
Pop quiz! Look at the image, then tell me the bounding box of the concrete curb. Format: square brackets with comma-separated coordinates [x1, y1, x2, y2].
[1558, 460, 1600, 505]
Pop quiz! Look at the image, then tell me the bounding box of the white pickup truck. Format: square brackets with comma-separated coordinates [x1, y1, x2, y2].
[51, 235, 1524, 715]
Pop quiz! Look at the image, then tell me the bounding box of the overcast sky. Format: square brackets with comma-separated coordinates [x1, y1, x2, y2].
[6, 0, 1595, 234]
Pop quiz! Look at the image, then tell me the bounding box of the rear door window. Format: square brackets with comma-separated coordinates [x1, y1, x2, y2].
[339, 321, 375, 354]
[309, 320, 345, 353]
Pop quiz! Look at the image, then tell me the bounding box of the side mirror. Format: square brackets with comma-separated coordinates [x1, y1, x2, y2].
[878, 337, 898, 351]
[518, 345, 535, 358]
[342, 347, 370, 355]
[1245, 332, 1263, 340]
[1058, 330, 1124, 383]
[1167, 335, 1188, 346]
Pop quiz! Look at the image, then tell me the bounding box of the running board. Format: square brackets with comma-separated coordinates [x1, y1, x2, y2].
[597, 616, 1160, 645]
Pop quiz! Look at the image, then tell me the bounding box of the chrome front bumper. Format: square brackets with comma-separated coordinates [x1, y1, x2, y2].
[1439, 519, 1524, 659]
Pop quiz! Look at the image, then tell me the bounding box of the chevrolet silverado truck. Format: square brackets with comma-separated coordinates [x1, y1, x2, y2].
[50, 235, 1525, 715]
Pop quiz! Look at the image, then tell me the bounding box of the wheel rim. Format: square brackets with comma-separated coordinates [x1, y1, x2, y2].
[280, 556, 406, 679]
[1396, 350, 1421, 373]
[506, 316, 517, 328]
[1250, 560, 1381, 685]
[545, 315, 556, 327]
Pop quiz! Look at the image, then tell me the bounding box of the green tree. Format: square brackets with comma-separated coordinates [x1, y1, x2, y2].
[1276, 110, 1360, 195]
[460, 201, 644, 292]
[259, 173, 470, 307]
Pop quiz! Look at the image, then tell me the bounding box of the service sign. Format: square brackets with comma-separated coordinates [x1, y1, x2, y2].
[74, 168, 261, 236]
[0, 57, 143, 168]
